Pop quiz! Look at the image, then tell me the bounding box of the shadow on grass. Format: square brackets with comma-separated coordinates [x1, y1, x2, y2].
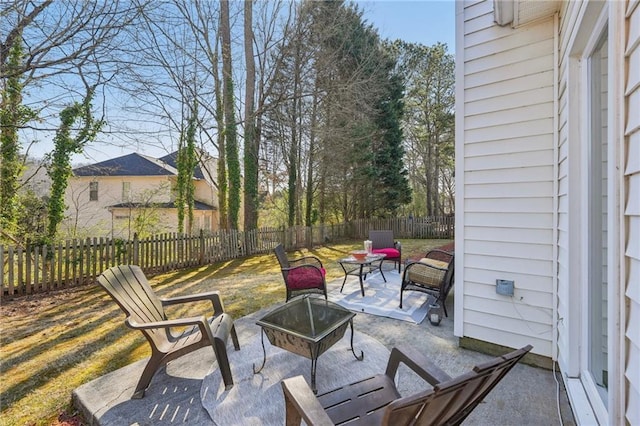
[1, 322, 147, 414]
[1, 287, 116, 346]
[152, 254, 277, 288]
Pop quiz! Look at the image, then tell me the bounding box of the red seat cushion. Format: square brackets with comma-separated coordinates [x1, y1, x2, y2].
[287, 267, 326, 290]
[372, 248, 400, 258]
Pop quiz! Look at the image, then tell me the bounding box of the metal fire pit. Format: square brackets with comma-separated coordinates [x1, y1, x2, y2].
[254, 296, 363, 393]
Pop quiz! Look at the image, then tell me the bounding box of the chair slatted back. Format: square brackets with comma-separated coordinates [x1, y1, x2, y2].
[386, 345, 532, 425]
[274, 244, 290, 268]
[98, 265, 168, 346]
[369, 230, 395, 250]
[274, 244, 292, 282]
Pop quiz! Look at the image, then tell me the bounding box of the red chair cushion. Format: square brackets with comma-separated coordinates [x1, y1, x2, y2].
[287, 267, 326, 290]
[372, 248, 400, 258]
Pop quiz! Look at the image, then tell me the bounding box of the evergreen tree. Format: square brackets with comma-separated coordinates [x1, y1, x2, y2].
[176, 101, 197, 234]
[373, 71, 412, 215]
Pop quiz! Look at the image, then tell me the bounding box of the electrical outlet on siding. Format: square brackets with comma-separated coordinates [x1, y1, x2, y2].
[496, 279, 514, 296]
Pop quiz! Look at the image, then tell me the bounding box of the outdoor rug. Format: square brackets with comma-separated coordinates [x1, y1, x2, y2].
[327, 269, 432, 324]
[201, 330, 390, 425]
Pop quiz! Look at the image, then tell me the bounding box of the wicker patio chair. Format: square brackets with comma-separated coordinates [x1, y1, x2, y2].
[368, 230, 402, 272]
[274, 244, 327, 301]
[281, 344, 533, 426]
[97, 265, 240, 398]
[400, 249, 454, 317]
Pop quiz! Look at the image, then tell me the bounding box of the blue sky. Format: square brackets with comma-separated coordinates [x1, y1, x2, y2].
[358, 0, 456, 50]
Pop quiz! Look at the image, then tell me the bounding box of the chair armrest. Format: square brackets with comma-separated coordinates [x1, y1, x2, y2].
[289, 256, 323, 269]
[127, 315, 208, 331]
[385, 345, 452, 386]
[282, 264, 324, 275]
[161, 291, 225, 313]
[281, 375, 334, 426]
[425, 249, 453, 260]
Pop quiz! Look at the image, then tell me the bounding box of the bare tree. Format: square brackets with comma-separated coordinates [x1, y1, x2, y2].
[1, 0, 142, 242]
[394, 42, 455, 216]
[1, 1, 140, 81]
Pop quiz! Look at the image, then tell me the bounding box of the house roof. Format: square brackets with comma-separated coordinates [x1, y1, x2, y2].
[108, 200, 216, 210]
[73, 153, 178, 177]
[159, 152, 206, 180]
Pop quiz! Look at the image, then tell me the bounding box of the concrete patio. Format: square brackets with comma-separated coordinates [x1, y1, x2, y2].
[73, 285, 576, 425]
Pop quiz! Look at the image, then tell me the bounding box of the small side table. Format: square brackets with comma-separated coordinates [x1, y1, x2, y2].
[338, 253, 386, 296]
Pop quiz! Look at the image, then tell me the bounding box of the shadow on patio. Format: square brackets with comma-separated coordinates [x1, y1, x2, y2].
[73, 273, 576, 425]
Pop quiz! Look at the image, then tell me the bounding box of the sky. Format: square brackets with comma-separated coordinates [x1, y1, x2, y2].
[48, 1, 457, 165]
[358, 0, 456, 50]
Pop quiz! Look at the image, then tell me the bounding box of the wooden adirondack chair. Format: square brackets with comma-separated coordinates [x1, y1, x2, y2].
[281, 344, 532, 426]
[97, 265, 240, 398]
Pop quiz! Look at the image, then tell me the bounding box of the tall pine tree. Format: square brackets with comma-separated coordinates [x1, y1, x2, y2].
[373, 71, 411, 215]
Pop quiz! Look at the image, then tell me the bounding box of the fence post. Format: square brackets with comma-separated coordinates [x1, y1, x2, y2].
[199, 229, 205, 266]
[133, 233, 139, 265]
[0, 245, 4, 296]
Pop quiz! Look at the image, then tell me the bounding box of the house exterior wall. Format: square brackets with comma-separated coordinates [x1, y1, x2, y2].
[556, 1, 639, 423]
[108, 206, 214, 239]
[458, 0, 639, 423]
[65, 173, 219, 239]
[455, 0, 557, 358]
[64, 175, 173, 237]
[64, 175, 173, 238]
[109, 206, 178, 240]
[194, 179, 216, 207]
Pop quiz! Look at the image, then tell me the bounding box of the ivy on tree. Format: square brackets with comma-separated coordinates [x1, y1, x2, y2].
[176, 101, 197, 234]
[0, 36, 36, 240]
[46, 89, 103, 243]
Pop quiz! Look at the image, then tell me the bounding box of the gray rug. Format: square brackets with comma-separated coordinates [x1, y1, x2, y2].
[200, 330, 390, 425]
[327, 270, 431, 324]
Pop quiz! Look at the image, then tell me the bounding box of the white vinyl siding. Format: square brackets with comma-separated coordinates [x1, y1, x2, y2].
[458, 2, 556, 357]
[624, 1, 640, 423]
[460, 0, 638, 422]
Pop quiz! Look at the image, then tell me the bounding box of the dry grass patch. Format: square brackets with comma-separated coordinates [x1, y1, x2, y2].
[0, 239, 451, 425]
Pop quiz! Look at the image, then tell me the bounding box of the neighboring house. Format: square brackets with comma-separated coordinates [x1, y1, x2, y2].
[64, 150, 219, 239]
[456, 0, 638, 424]
[20, 159, 51, 198]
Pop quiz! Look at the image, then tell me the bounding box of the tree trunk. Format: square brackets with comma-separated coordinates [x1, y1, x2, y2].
[212, 37, 227, 230]
[220, 0, 240, 230]
[305, 91, 318, 226]
[243, 0, 258, 231]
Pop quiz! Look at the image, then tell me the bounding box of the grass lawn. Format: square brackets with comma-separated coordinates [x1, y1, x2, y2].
[0, 239, 452, 426]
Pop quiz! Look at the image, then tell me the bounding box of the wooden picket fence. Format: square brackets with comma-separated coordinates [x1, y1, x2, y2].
[1, 216, 453, 300]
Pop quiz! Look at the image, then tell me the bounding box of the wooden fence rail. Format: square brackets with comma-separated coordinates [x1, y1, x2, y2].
[1, 216, 453, 300]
